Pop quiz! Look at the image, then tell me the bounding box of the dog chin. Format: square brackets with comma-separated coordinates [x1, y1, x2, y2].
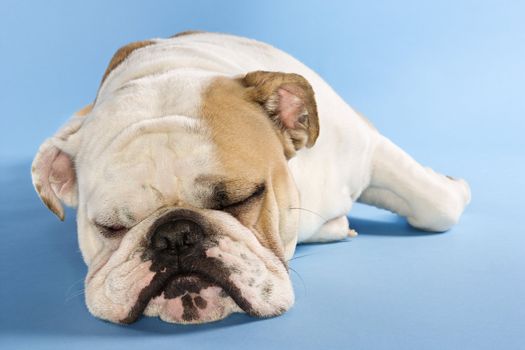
[117, 268, 250, 324]
[142, 275, 242, 324]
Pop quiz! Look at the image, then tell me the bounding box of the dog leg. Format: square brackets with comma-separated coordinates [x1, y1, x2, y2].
[301, 216, 357, 243]
[358, 135, 471, 232]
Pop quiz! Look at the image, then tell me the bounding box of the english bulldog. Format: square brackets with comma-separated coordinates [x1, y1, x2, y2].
[31, 31, 471, 324]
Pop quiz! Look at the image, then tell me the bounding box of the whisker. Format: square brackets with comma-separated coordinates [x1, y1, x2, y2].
[64, 289, 86, 303]
[64, 277, 87, 303]
[287, 253, 316, 262]
[288, 266, 307, 297]
[64, 278, 85, 296]
[288, 207, 327, 221]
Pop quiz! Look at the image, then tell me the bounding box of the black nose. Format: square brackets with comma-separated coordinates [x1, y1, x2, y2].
[151, 219, 203, 255]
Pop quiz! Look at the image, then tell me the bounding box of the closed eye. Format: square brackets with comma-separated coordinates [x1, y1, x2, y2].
[95, 223, 129, 237]
[219, 183, 266, 210]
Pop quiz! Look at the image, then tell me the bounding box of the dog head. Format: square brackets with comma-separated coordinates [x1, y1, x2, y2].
[31, 42, 319, 324]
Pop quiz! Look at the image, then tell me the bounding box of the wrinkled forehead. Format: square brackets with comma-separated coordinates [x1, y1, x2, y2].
[102, 114, 216, 182]
[74, 69, 216, 168]
[80, 115, 219, 222]
[76, 73, 285, 224]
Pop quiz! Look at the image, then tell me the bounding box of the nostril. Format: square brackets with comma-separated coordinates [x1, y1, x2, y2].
[151, 234, 168, 251]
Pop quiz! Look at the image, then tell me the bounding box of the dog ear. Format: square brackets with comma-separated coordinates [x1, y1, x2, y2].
[241, 71, 319, 158]
[31, 105, 91, 220]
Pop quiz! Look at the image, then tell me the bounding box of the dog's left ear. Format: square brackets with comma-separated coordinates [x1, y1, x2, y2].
[31, 105, 91, 221]
[241, 71, 319, 158]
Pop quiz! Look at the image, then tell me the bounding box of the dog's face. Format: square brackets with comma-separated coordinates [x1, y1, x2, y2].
[32, 61, 319, 323]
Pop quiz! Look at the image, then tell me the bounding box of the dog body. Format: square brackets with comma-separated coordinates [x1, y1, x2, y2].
[32, 32, 471, 324]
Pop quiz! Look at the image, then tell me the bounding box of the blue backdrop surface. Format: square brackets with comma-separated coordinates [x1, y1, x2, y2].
[1, 1, 524, 349]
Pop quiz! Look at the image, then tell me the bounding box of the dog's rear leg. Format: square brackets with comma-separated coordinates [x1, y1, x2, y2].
[358, 135, 471, 232]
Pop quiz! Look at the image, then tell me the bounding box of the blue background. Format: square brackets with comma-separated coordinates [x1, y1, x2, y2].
[1, 1, 524, 349]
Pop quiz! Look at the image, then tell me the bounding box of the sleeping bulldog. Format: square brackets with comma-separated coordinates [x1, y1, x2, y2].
[31, 31, 471, 324]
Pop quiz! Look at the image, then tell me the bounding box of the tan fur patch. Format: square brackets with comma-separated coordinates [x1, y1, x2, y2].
[100, 40, 155, 85]
[200, 77, 294, 261]
[201, 77, 285, 174]
[170, 30, 204, 38]
[76, 104, 93, 116]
